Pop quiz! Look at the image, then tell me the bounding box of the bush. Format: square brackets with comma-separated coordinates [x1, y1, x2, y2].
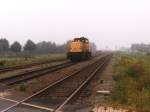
[112, 54, 150, 112]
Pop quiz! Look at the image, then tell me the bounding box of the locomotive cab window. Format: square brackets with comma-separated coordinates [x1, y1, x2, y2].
[85, 40, 89, 43]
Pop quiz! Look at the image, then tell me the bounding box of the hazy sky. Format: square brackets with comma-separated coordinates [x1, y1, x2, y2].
[0, 0, 150, 50]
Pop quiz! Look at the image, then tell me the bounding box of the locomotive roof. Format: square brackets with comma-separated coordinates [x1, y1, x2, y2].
[74, 37, 89, 41]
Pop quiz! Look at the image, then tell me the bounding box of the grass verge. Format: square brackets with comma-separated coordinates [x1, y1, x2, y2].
[0, 53, 66, 67]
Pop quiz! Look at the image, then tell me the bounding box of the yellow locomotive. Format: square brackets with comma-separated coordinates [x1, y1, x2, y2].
[67, 37, 92, 61]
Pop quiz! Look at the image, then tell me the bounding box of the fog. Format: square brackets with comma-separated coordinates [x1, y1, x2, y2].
[0, 0, 150, 50]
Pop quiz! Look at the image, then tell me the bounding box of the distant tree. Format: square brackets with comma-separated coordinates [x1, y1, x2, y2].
[131, 43, 150, 53]
[0, 38, 9, 53]
[36, 41, 66, 54]
[51, 42, 57, 53]
[10, 41, 22, 53]
[24, 40, 36, 53]
[55, 44, 66, 53]
[36, 41, 51, 54]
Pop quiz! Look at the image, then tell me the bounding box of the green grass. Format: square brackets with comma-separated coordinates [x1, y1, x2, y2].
[112, 53, 150, 112]
[0, 53, 66, 67]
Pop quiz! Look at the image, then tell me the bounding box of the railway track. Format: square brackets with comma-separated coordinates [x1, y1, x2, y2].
[0, 61, 75, 87]
[0, 53, 102, 74]
[0, 59, 67, 74]
[0, 54, 112, 112]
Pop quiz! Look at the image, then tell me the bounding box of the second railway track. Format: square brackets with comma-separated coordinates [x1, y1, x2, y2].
[0, 54, 112, 112]
[0, 61, 75, 87]
[0, 60, 67, 74]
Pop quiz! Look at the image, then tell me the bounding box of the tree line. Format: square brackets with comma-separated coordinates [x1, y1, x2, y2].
[0, 38, 97, 56]
[0, 38, 66, 55]
[131, 43, 150, 54]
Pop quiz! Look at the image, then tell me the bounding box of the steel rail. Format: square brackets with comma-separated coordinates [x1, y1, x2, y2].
[0, 54, 105, 86]
[0, 61, 70, 82]
[0, 97, 54, 111]
[0, 62, 75, 86]
[0, 54, 101, 73]
[54, 56, 110, 112]
[0, 60, 67, 74]
[0, 54, 110, 112]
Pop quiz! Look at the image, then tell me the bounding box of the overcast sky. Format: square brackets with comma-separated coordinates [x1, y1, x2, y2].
[0, 0, 150, 50]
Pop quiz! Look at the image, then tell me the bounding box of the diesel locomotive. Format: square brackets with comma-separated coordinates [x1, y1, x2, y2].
[67, 37, 92, 61]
